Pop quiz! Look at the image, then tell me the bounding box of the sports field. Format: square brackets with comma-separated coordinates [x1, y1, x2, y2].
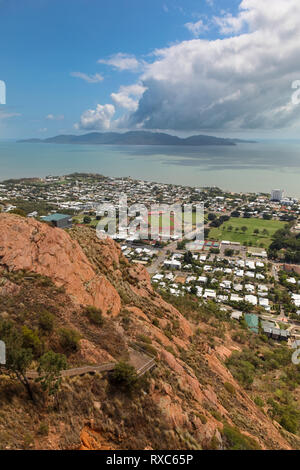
[209, 217, 284, 248]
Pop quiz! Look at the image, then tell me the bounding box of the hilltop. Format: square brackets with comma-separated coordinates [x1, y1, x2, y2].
[0, 213, 299, 450]
[18, 131, 255, 147]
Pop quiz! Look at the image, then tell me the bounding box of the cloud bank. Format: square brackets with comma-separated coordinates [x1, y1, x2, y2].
[77, 0, 300, 132]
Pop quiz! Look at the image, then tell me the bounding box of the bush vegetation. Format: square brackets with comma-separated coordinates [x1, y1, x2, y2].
[83, 306, 104, 326]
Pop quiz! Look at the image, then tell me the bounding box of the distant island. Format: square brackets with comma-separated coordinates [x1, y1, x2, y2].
[18, 131, 256, 146]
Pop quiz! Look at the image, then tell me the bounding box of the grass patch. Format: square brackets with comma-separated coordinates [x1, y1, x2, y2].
[209, 218, 284, 248]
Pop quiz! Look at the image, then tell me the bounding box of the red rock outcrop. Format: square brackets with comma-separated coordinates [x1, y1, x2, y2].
[0, 214, 120, 315]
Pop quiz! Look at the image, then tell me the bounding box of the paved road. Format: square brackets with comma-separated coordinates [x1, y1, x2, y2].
[147, 226, 205, 275]
[272, 264, 279, 282]
[147, 240, 179, 275]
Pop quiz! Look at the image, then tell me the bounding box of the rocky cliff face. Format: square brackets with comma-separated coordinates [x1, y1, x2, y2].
[0, 214, 120, 316]
[0, 214, 298, 450]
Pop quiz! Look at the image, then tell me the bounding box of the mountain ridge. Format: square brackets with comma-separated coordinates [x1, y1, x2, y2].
[18, 131, 256, 146]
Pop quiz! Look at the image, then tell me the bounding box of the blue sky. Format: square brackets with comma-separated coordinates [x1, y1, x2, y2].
[0, 0, 300, 139]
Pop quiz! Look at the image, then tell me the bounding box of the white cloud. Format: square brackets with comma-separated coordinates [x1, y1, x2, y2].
[185, 19, 209, 37]
[111, 84, 146, 111]
[0, 111, 20, 120]
[98, 53, 141, 71]
[46, 114, 64, 121]
[76, 103, 115, 130]
[70, 72, 104, 83]
[214, 0, 300, 35]
[128, 0, 300, 131]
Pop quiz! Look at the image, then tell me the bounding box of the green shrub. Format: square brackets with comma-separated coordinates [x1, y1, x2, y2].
[165, 346, 175, 355]
[280, 414, 298, 434]
[268, 396, 299, 434]
[222, 424, 261, 450]
[224, 382, 236, 395]
[211, 410, 222, 422]
[226, 351, 258, 388]
[197, 414, 207, 425]
[231, 331, 247, 344]
[254, 396, 264, 407]
[37, 276, 54, 288]
[164, 330, 173, 340]
[137, 334, 152, 344]
[111, 361, 138, 390]
[22, 326, 43, 357]
[58, 328, 80, 353]
[208, 434, 220, 450]
[38, 311, 55, 333]
[135, 342, 157, 357]
[37, 422, 49, 436]
[84, 306, 104, 326]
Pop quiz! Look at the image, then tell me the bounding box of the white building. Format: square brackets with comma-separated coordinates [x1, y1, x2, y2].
[231, 294, 243, 302]
[271, 189, 284, 202]
[245, 295, 258, 306]
[164, 259, 182, 270]
[203, 289, 216, 300]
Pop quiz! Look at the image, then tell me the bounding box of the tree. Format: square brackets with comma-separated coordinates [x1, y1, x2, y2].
[111, 361, 138, 391]
[204, 228, 210, 239]
[177, 240, 187, 250]
[0, 321, 34, 400]
[231, 211, 240, 218]
[241, 226, 248, 233]
[36, 351, 67, 398]
[83, 216, 91, 224]
[190, 286, 197, 296]
[184, 251, 193, 264]
[225, 249, 234, 257]
[22, 326, 43, 357]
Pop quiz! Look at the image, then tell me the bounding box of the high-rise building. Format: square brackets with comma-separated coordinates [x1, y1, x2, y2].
[271, 189, 284, 202]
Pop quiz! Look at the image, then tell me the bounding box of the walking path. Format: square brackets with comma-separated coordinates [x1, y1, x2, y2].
[26, 348, 155, 380]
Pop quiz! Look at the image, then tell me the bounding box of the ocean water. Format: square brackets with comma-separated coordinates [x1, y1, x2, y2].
[0, 141, 300, 197]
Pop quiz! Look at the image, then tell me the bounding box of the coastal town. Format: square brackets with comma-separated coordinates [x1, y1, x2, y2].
[1, 173, 300, 348]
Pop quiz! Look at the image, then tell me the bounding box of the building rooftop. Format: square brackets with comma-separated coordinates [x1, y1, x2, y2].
[245, 314, 259, 333]
[43, 213, 72, 222]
